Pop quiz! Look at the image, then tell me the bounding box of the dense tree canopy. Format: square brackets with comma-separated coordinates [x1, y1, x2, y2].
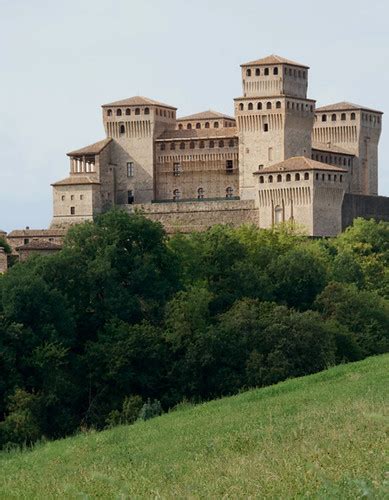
[0, 211, 387, 447]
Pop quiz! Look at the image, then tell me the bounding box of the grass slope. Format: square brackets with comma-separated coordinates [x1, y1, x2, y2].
[0, 355, 388, 499]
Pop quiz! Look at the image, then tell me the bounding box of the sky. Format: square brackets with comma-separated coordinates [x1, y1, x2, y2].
[0, 0, 388, 232]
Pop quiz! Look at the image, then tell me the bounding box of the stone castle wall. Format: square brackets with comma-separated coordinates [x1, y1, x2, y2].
[127, 199, 259, 233]
[341, 193, 389, 230]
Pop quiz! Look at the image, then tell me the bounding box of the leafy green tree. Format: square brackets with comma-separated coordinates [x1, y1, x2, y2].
[315, 282, 389, 356]
[268, 248, 327, 310]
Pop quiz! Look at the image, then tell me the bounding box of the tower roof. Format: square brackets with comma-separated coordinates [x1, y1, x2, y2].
[315, 101, 383, 114]
[241, 54, 309, 68]
[177, 110, 235, 121]
[102, 95, 177, 109]
[254, 156, 348, 175]
[51, 176, 101, 187]
[67, 138, 112, 157]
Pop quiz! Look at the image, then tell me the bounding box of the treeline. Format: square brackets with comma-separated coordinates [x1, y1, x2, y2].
[0, 211, 388, 447]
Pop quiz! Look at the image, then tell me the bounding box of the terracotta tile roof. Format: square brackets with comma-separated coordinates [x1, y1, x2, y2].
[254, 156, 348, 175]
[67, 138, 112, 157]
[156, 127, 238, 141]
[241, 54, 309, 68]
[102, 95, 177, 109]
[312, 142, 355, 155]
[177, 110, 235, 121]
[7, 229, 66, 238]
[16, 240, 62, 251]
[51, 176, 101, 187]
[315, 101, 383, 114]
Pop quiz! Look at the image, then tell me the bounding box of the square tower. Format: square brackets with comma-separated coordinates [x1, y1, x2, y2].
[235, 55, 315, 200]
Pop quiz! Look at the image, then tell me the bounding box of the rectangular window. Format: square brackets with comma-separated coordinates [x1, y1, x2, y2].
[127, 162, 134, 177]
[268, 147, 273, 161]
[226, 160, 233, 174]
[24, 238, 29, 245]
[127, 190, 134, 204]
[70, 207, 75, 215]
[264, 123, 269, 132]
[173, 163, 181, 176]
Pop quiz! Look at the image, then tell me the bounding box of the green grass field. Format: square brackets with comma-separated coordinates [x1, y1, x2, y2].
[0, 355, 388, 499]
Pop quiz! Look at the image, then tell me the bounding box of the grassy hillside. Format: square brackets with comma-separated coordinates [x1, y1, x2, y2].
[0, 355, 387, 499]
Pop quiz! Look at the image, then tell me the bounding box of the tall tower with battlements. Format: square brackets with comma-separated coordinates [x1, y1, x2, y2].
[312, 102, 382, 195]
[235, 55, 316, 200]
[102, 96, 177, 204]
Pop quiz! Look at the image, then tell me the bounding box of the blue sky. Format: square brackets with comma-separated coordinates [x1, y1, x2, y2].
[0, 0, 388, 231]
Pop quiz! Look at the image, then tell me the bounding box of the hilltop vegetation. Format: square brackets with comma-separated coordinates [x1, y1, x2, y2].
[0, 355, 387, 498]
[0, 212, 388, 447]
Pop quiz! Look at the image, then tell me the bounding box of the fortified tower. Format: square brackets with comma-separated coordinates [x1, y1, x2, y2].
[313, 103, 382, 195]
[235, 55, 315, 200]
[102, 96, 177, 204]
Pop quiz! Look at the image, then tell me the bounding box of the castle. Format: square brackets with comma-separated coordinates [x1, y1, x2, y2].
[2, 54, 389, 272]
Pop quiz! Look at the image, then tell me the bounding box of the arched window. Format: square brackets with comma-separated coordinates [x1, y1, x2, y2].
[160, 143, 166, 151]
[340, 175, 343, 182]
[257, 102, 262, 110]
[107, 109, 112, 116]
[219, 140, 224, 148]
[273, 67, 278, 75]
[274, 205, 282, 224]
[310, 105, 313, 112]
[190, 141, 195, 149]
[303, 71, 306, 79]
[246, 68, 251, 77]
[173, 189, 180, 201]
[125, 108, 131, 115]
[180, 142, 185, 150]
[264, 68, 269, 75]
[187, 123, 192, 129]
[135, 108, 140, 115]
[322, 114, 327, 122]
[214, 121, 219, 128]
[351, 112, 356, 120]
[248, 102, 253, 110]
[228, 139, 234, 147]
[255, 68, 260, 76]
[276, 101, 281, 109]
[331, 114, 337, 121]
[144, 107, 150, 115]
[298, 70, 301, 78]
[304, 172, 309, 180]
[116, 109, 122, 116]
[294, 69, 297, 77]
[178, 123, 183, 129]
[197, 187, 204, 199]
[259, 175, 264, 184]
[205, 122, 210, 128]
[199, 140, 205, 149]
[277, 174, 282, 182]
[239, 103, 244, 111]
[328, 174, 332, 181]
[119, 124, 125, 135]
[163, 110, 167, 117]
[341, 113, 346, 121]
[295, 173, 300, 181]
[170, 142, 176, 150]
[266, 102, 272, 110]
[196, 122, 201, 129]
[209, 140, 214, 148]
[268, 175, 273, 183]
[334, 175, 337, 181]
[286, 173, 291, 181]
[226, 187, 234, 198]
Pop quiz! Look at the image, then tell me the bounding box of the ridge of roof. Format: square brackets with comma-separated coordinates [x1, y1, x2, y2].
[254, 156, 348, 174]
[315, 101, 383, 114]
[241, 54, 309, 68]
[312, 142, 355, 155]
[16, 240, 63, 251]
[177, 110, 235, 121]
[51, 176, 101, 187]
[67, 138, 112, 157]
[102, 95, 177, 109]
[156, 127, 238, 140]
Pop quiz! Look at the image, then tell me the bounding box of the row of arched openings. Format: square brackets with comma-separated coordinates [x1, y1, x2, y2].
[172, 187, 234, 201]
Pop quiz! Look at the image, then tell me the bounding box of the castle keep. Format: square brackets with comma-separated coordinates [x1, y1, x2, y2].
[1, 54, 388, 272]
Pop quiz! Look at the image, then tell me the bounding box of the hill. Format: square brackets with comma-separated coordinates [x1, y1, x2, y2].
[0, 355, 387, 498]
